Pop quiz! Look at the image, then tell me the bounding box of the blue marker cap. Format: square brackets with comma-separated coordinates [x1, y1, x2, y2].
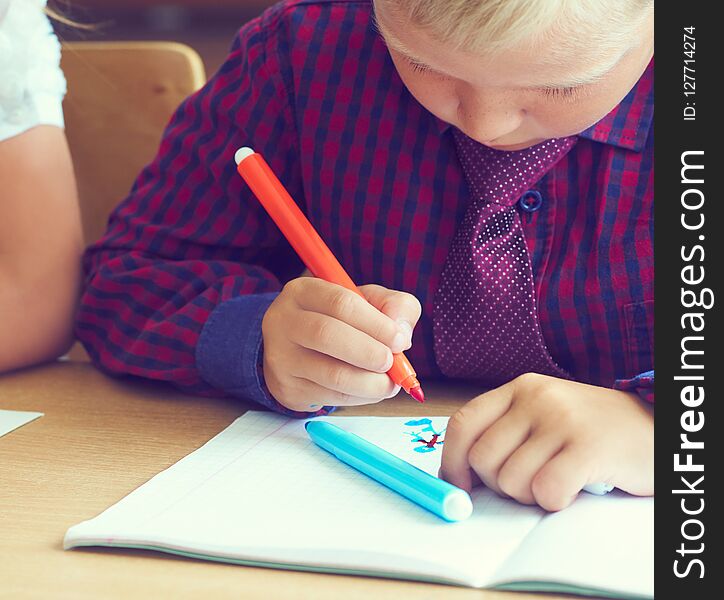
[305, 421, 473, 522]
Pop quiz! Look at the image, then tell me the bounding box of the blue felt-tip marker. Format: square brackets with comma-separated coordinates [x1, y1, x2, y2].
[305, 421, 473, 522]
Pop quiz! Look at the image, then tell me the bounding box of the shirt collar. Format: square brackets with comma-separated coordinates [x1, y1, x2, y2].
[432, 59, 654, 152]
[578, 59, 653, 151]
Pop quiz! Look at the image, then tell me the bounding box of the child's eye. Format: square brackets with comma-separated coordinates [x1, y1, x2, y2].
[403, 56, 449, 79]
[540, 85, 583, 100]
[406, 58, 432, 74]
[410, 61, 431, 74]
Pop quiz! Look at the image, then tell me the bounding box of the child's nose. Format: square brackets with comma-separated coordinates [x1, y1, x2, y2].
[456, 90, 524, 145]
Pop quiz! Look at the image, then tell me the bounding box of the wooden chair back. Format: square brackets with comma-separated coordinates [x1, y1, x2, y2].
[61, 41, 206, 243]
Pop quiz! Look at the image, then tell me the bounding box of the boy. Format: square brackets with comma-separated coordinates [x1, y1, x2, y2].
[77, 0, 654, 511]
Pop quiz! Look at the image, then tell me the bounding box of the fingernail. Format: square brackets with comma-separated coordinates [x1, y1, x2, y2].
[391, 332, 406, 353]
[385, 384, 401, 398]
[397, 319, 413, 338]
[393, 320, 413, 351]
[381, 351, 394, 371]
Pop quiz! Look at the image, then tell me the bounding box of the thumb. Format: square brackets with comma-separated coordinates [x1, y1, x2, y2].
[358, 284, 422, 347]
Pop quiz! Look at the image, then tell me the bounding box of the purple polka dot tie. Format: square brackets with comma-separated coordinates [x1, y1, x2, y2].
[433, 130, 576, 384]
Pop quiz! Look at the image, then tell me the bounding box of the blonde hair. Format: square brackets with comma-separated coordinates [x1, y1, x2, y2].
[379, 0, 652, 57]
[44, 1, 92, 29]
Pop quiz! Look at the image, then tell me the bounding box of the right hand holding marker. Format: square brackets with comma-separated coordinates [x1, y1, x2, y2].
[262, 277, 422, 412]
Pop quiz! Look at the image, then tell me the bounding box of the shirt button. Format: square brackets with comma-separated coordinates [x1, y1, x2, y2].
[518, 190, 543, 213]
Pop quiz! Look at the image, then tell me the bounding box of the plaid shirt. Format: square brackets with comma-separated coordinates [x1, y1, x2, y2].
[76, 0, 654, 411]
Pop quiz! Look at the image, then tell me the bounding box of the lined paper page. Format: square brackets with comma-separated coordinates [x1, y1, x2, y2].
[491, 491, 654, 597]
[65, 412, 543, 586]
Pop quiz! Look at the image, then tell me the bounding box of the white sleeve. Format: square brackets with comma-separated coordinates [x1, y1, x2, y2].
[0, 0, 67, 142]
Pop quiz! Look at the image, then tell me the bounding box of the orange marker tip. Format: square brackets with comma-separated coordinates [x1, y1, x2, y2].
[409, 386, 425, 403]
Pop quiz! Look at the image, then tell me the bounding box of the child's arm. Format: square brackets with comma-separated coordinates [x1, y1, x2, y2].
[76, 16, 301, 411]
[439, 373, 654, 511]
[0, 126, 83, 371]
[76, 11, 420, 414]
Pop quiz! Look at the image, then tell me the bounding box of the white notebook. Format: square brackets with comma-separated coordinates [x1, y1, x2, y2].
[65, 412, 653, 598]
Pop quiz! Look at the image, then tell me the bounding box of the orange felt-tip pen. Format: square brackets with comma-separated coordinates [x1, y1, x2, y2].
[234, 147, 424, 403]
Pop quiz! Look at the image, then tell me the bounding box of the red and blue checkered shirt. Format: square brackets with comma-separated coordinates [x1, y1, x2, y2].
[76, 0, 654, 412]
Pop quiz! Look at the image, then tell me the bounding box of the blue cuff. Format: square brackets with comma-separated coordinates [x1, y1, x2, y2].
[196, 293, 279, 410]
[614, 370, 654, 403]
[195, 293, 335, 418]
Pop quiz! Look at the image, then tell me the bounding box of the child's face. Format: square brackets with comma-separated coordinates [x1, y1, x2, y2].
[375, 2, 654, 151]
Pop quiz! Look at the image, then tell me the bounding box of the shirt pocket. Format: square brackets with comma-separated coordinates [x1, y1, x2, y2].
[623, 300, 654, 376]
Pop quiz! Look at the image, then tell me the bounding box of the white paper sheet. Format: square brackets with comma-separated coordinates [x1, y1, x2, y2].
[65, 412, 653, 597]
[0, 409, 43, 438]
[492, 490, 654, 597]
[65, 413, 542, 585]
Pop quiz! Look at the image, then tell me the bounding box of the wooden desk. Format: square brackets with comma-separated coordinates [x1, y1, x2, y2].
[1, 361, 569, 599]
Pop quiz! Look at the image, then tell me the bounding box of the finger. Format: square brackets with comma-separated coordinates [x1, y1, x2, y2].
[531, 444, 593, 511]
[288, 311, 393, 373]
[284, 376, 388, 411]
[290, 279, 408, 353]
[496, 432, 564, 505]
[466, 412, 531, 497]
[439, 382, 516, 492]
[358, 284, 422, 349]
[291, 347, 398, 399]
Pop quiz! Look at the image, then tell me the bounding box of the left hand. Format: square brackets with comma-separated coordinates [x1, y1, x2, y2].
[439, 373, 653, 511]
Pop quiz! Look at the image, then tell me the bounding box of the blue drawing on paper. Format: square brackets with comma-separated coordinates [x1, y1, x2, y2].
[403, 418, 445, 453]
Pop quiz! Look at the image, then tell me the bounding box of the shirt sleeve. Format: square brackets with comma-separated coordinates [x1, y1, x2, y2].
[195, 292, 332, 418]
[614, 370, 654, 403]
[0, 1, 66, 141]
[76, 11, 313, 414]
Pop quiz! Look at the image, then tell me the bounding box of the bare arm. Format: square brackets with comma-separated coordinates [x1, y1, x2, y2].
[0, 125, 83, 372]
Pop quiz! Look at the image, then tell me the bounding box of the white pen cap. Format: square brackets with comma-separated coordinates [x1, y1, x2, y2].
[234, 147, 255, 165]
[442, 489, 474, 522]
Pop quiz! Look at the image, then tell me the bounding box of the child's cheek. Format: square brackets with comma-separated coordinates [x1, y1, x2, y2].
[412, 83, 458, 123]
[392, 61, 458, 124]
[406, 80, 458, 125]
